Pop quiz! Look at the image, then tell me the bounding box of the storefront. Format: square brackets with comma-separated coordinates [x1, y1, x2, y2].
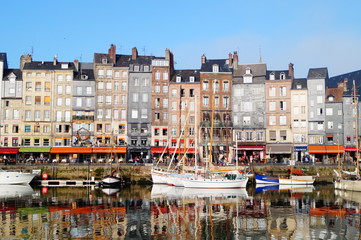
[50, 147, 92, 163]
[151, 147, 168, 160]
[18, 147, 51, 163]
[266, 144, 292, 163]
[92, 147, 126, 163]
[234, 146, 265, 163]
[294, 146, 308, 162]
[308, 145, 344, 164]
[0, 147, 20, 164]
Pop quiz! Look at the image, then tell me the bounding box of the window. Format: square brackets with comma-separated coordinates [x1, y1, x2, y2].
[280, 116, 286, 125]
[301, 120, 306, 128]
[132, 109, 138, 119]
[98, 96, 104, 104]
[269, 102, 276, 111]
[171, 128, 177, 135]
[203, 96, 209, 106]
[34, 110, 40, 120]
[45, 82, 50, 91]
[280, 86, 287, 96]
[189, 76, 195, 82]
[13, 110, 19, 120]
[246, 132, 252, 141]
[26, 82, 32, 90]
[106, 82, 112, 90]
[213, 80, 219, 91]
[35, 82, 41, 91]
[155, 85, 160, 93]
[57, 75, 63, 81]
[134, 78, 139, 86]
[12, 125, 19, 133]
[141, 109, 147, 118]
[133, 93, 139, 102]
[113, 109, 119, 120]
[35, 96, 41, 105]
[98, 69, 104, 77]
[269, 131, 276, 141]
[114, 95, 119, 105]
[163, 99, 168, 108]
[106, 96, 112, 105]
[65, 111, 71, 122]
[176, 76, 181, 82]
[25, 125, 31, 132]
[98, 82, 104, 90]
[155, 112, 160, 120]
[134, 65, 139, 71]
[44, 111, 50, 121]
[280, 73, 285, 80]
[105, 109, 111, 119]
[326, 108, 333, 115]
[293, 119, 299, 128]
[65, 85, 71, 94]
[328, 121, 334, 129]
[269, 87, 276, 97]
[66, 74, 71, 81]
[76, 98, 82, 107]
[76, 86, 82, 95]
[172, 114, 177, 124]
[155, 72, 160, 80]
[223, 81, 229, 91]
[163, 85, 168, 93]
[317, 95, 323, 104]
[203, 81, 209, 91]
[34, 125, 40, 133]
[171, 89, 177, 97]
[106, 69, 112, 78]
[57, 98, 63, 106]
[56, 111, 62, 122]
[57, 85, 63, 94]
[214, 96, 219, 107]
[142, 93, 148, 102]
[317, 108, 323, 115]
[212, 64, 219, 72]
[269, 116, 276, 125]
[280, 130, 287, 140]
[243, 116, 251, 125]
[280, 101, 286, 111]
[316, 84, 323, 91]
[317, 122, 324, 130]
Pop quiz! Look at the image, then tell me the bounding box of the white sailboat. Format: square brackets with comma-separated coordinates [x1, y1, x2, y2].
[0, 169, 38, 185]
[182, 89, 248, 189]
[334, 80, 361, 191]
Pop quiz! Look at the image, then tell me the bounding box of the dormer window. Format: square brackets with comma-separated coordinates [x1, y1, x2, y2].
[270, 72, 275, 80]
[102, 58, 108, 64]
[280, 72, 286, 80]
[189, 76, 195, 82]
[212, 64, 219, 73]
[176, 76, 181, 82]
[144, 65, 149, 72]
[243, 67, 253, 83]
[328, 96, 334, 102]
[134, 65, 140, 72]
[296, 84, 302, 89]
[61, 64, 68, 69]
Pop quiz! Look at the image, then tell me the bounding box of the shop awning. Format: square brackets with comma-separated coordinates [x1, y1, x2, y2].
[266, 144, 292, 154]
[92, 147, 114, 153]
[113, 147, 126, 153]
[294, 146, 308, 152]
[168, 148, 189, 154]
[308, 145, 326, 153]
[235, 146, 265, 151]
[50, 147, 92, 153]
[0, 148, 19, 154]
[325, 145, 344, 153]
[151, 147, 168, 154]
[19, 147, 51, 153]
[344, 146, 361, 152]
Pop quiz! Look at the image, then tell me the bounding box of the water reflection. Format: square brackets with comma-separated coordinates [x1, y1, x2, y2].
[0, 184, 360, 239]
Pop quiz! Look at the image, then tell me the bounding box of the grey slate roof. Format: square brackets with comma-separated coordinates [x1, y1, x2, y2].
[200, 59, 232, 72]
[307, 67, 328, 79]
[266, 70, 291, 80]
[73, 68, 95, 81]
[328, 69, 361, 97]
[170, 69, 200, 83]
[23, 61, 75, 70]
[233, 63, 267, 77]
[291, 78, 307, 90]
[2, 69, 22, 80]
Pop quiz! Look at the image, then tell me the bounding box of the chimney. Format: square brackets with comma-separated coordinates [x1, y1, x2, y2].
[343, 78, 348, 92]
[165, 48, 174, 73]
[53, 55, 58, 66]
[132, 47, 138, 60]
[20, 54, 32, 70]
[233, 51, 238, 69]
[228, 53, 233, 67]
[108, 44, 116, 64]
[288, 63, 294, 79]
[201, 54, 206, 64]
[74, 59, 79, 71]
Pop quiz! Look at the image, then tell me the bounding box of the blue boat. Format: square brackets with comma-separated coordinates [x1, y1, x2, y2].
[255, 174, 279, 184]
[255, 184, 279, 194]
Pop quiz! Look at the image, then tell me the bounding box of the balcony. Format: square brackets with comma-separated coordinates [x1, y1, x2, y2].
[72, 115, 94, 121]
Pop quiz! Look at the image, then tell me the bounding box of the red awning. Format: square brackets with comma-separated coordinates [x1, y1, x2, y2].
[0, 148, 19, 154]
[151, 147, 167, 153]
[345, 146, 361, 152]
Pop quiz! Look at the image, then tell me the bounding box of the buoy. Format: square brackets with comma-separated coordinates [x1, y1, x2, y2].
[42, 187, 48, 194]
[42, 172, 49, 179]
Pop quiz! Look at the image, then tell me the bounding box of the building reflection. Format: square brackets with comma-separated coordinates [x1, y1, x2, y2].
[0, 185, 360, 239]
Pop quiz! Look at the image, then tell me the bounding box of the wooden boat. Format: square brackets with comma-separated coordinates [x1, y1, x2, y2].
[255, 173, 314, 185]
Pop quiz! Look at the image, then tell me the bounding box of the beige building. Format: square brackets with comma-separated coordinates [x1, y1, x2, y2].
[168, 69, 200, 161]
[265, 64, 294, 162]
[291, 78, 308, 162]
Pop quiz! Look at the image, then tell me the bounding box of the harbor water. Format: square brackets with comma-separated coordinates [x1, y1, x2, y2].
[0, 184, 360, 239]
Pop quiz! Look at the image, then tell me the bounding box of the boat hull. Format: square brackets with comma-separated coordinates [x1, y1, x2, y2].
[0, 171, 37, 185]
[101, 177, 121, 186]
[334, 180, 361, 192]
[151, 169, 170, 184]
[255, 174, 279, 184]
[182, 177, 248, 189]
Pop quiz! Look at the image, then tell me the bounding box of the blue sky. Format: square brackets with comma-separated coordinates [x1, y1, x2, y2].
[1, 0, 360, 77]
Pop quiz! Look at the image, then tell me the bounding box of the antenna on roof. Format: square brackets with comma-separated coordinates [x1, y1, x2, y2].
[30, 46, 34, 56]
[258, 45, 263, 64]
[142, 46, 146, 56]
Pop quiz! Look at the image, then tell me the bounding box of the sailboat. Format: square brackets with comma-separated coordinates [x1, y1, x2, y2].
[334, 80, 361, 191]
[100, 139, 122, 186]
[181, 89, 249, 189]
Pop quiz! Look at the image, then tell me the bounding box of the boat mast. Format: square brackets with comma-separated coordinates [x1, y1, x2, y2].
[353, 80, 360, 179]
[209, 87, 215, 171]
[195, 95, 199, 171]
